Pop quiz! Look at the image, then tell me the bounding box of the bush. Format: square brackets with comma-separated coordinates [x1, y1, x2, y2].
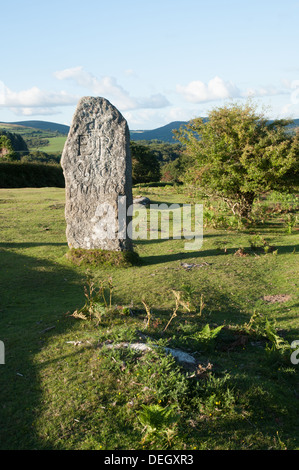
[0, 161, 65, 188]
[175, 101, 299, 218]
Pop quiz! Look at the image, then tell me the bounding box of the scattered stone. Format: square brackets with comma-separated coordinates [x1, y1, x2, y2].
[180, 261, 210, 270]
[133, 196, 150, 206]
[98, 340, 197, 368]
[164, 347, 197, 366]
[49, 203, 65, 210]
[40, 326, 55, 334]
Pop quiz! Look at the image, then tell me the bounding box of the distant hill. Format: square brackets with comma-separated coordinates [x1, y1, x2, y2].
[286, 118, 299, 130]
[1, 117, 298, 149]
[1, 120, 190, 142]
[131, 118, 299, 142]
[0, 120, 189, 143]
[9, 120, 70, 135]
[130, 121, 189, 143]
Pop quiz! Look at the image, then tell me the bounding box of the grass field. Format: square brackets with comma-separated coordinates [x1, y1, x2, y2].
[32, 136, 67, 153]
[0, 185, 298, 450]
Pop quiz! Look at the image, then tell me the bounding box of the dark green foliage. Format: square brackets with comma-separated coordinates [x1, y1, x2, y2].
[133, 181, 173, 188]
[133, 140, 182, 163]
[23, 132, 50, 149]
[0, 162, 64, 188]
[160, 154, 190, 183]
[0, 130, 29, 160]
[130, 141, 161, 184]
[21, 150, 61, 165]
[0, 133, 13, 157]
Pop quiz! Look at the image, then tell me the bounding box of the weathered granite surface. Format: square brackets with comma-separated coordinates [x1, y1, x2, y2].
[61, 97, 133, 251]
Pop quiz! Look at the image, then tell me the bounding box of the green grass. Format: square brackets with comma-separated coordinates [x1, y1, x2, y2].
[0, 186, 298, 450]
[32, 135, 67, 153]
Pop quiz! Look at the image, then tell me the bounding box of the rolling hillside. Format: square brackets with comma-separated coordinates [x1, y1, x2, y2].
[130, 121, 188, 142]
[7, 120, 70, 135]
[0, 122, 68, 154]
[1, 117, 298, 154]
[1, 120, 190, 143]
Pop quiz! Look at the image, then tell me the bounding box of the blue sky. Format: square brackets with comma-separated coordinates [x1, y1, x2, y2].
[1, 0, 299, 129]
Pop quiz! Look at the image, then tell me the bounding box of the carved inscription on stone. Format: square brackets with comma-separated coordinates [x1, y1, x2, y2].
[61, 97, 133, 251]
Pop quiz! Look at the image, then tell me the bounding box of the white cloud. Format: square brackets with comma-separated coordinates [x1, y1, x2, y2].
[54, 66, 170, 111]
[176, 76, 241, 103]
[177, 76, 293, 104]
[55, 67, 135, 109]
[0, 80, 78, 116]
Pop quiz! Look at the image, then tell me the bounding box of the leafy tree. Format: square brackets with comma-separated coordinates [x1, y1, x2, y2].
[135, 139, 182, 163]
[175, 102, 299, 218]
[130, 141, 161, 184]
[0, 133, 13, 159]
[0, 130, 29, 161]
[161, 154, 189, 183]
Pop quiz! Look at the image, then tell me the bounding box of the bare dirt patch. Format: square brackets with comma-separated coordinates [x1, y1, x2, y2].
[263, 294, 291, 303]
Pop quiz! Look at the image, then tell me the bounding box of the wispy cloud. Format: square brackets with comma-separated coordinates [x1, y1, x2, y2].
[54, 66, 170, 111]
[9, 107, 63, 116]
[0, 66, 170, 118]
[244, 86, 289, 98]
[123, 107, 200, 130]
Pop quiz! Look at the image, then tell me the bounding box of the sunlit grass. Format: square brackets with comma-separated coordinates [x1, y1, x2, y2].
[0, 186, 298, 450]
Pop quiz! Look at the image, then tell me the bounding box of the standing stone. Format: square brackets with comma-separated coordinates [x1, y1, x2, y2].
[61, 96, 133, 251]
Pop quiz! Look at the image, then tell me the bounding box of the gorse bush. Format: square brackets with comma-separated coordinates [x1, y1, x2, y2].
[175, 101, 299, 218]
